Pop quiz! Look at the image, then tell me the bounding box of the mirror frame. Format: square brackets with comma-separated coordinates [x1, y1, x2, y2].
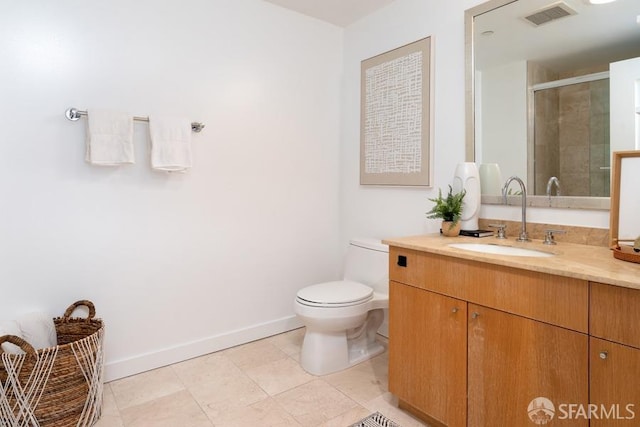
[465, 0, 610, 210]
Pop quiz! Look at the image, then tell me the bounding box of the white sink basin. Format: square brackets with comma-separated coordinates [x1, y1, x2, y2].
[448, 243, 554, 258]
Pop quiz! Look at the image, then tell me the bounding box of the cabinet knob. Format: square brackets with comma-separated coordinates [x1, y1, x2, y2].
[451, 307, 459, 314]
[599, 351, 608, 360]
[471, 312, 480, 319]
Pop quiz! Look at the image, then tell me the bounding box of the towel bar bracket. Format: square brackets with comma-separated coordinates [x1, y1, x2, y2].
[64, 107, 205, 133]
[65, 108, 82, 121]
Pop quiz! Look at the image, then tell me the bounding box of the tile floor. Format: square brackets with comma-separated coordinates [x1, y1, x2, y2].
[96, 328, 429, 427]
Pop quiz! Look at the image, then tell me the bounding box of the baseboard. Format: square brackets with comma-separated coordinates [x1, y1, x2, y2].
[104, 315, 304, 382]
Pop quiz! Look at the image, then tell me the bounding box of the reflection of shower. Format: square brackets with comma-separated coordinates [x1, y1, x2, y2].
[546, 176, 561, 197]
[532, 71, 610, 197]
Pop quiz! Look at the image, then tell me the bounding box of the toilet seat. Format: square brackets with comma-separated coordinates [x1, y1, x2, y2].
[296, 281, 373, 308]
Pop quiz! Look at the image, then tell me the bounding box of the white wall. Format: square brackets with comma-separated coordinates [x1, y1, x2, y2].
[0, 0, 344, 381]
[340, 0, 608, 245]
[610, 56, 640, 152]
[341, 0, 475, 241]
[1, 0, 613, 382]
[479, 61, 528, 181]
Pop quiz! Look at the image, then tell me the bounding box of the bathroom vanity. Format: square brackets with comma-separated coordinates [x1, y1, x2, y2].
[384, 235, 640, 427]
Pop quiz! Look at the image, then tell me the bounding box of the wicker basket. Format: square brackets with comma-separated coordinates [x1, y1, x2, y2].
[613, 245, 640, 264]
[0, 300, 104, 427]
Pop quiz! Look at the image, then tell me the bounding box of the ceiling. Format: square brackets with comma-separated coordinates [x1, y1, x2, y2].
[474, 0, 640, 72]
[262, 0, 398, 27]
[262, 0, 640, 71]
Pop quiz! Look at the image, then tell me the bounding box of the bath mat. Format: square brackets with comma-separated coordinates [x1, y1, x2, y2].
[350, 412, 402, 427]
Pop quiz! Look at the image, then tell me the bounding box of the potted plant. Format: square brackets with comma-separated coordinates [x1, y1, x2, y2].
[426, 185, 466, 237]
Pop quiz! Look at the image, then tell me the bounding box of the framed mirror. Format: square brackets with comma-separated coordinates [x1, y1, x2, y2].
[465, 0, 640, 209]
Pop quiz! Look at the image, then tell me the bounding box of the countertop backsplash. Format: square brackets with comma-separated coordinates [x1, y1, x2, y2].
[478, 218, 610, 247]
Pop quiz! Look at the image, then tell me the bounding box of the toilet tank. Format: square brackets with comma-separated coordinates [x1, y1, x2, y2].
[343, 238, 389, 294]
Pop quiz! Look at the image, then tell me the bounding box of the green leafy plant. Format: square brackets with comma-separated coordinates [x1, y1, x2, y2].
[426, 185, 467, 226]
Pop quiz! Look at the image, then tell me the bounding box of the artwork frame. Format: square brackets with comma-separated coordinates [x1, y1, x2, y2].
[610, 150, 640, 248]
[360, 36, 433, 186]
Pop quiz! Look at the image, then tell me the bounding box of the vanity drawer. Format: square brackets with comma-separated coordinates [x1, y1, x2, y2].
[390, 247, 479, 297]
[389, 247, 588, 332]
[590, 282, 640, 349]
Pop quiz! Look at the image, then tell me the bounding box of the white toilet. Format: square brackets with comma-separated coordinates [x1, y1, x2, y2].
[294, 238, 389, 375]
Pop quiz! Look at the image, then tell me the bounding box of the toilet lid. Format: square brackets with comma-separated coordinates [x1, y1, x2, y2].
[296, 281, 373, 306]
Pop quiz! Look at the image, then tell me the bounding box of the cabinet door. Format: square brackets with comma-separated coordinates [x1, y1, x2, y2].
[590, 337, 640, 426]
[389, 281, 467, 427]
[468, 304, 588, 426]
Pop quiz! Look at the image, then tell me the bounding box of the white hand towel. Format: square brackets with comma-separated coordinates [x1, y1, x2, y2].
[0, 320, 26, 354]
[17, 311, 57, 350]
[86, 109, 135, 166]
[149, 115, 193, 172]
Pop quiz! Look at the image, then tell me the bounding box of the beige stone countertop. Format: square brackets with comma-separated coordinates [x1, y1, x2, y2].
[383, 234, 640, 290]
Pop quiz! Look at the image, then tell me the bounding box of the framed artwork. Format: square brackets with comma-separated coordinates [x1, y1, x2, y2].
[610, 150, 640, 248]
[360, 36, 433, 186]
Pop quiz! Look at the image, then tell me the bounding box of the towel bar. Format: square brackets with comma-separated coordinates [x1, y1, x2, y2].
[65, 107, 205, 133]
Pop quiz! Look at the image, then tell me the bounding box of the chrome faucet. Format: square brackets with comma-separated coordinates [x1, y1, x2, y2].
[546, 176, 561, 198]
[502, 176, 530, 242]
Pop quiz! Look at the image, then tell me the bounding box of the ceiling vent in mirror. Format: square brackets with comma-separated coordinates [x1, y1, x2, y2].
[523, 2, 577, 27]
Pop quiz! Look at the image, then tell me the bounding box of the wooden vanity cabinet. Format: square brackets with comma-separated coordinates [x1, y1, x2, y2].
[589, 282, 640, 426]
[589, 338, 640, 426]
[389, 281, 467, 427]
[388, 247, 590, 427]
[468, 304, 588, 427]
[590, 282, 640, 349]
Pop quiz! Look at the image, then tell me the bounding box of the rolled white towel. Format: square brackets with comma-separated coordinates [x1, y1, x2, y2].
[0, 320, 26, 354]
[17, 311, 57, 350]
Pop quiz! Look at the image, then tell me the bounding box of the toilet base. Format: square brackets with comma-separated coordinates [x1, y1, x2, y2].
[348, 339, 385, 367]
[299, 309, 385, 376]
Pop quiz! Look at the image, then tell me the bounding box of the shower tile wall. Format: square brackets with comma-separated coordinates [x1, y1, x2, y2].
[556, 80, 610, 197]
[534, 89, 559, 195]
[558, 82, 591, 196]
[589, 80, 610, 197]
[531, 64, 560, 196]
[532, 64, 610, 196]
